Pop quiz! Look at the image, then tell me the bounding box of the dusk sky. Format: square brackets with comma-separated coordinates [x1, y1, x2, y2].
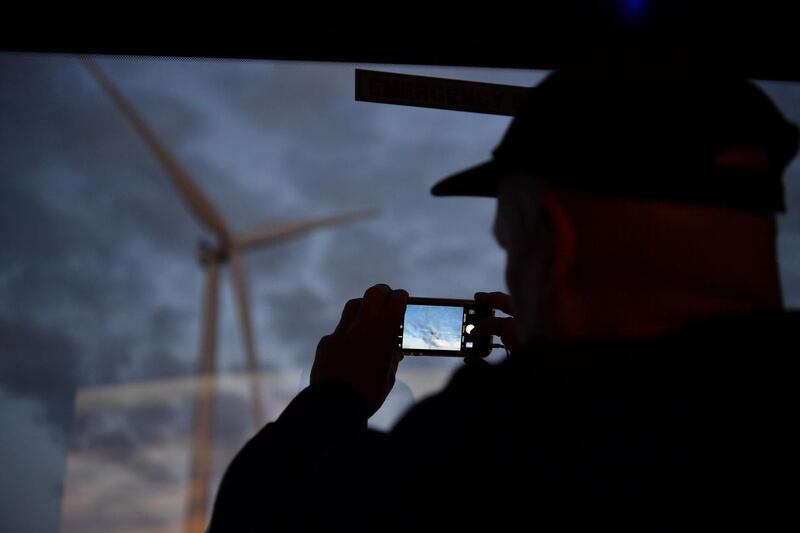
[1, 53, 799, 532]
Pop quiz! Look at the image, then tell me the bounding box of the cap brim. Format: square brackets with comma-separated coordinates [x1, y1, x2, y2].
[430, 160, 501, 197]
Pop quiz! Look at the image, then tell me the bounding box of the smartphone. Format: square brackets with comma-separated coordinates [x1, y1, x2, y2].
[398, 297, 495, 357]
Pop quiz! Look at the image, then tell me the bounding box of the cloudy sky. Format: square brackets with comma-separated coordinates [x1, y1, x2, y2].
[403, 304, 464, 350]
[1, 53, 799, 532]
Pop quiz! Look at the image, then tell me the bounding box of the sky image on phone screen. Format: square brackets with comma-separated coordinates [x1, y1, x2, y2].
[402, 305, 463, 350]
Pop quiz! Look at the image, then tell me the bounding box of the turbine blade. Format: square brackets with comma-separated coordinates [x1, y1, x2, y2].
[79, 56, 230, 239]
[184, 260, 220, 533]
[229, 251, 265, 427]
[184, 372, 215, 533]
[235, 208, 379, 250]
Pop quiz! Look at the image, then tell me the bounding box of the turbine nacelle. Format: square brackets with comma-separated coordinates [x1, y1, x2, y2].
[197, 239, 229, 266]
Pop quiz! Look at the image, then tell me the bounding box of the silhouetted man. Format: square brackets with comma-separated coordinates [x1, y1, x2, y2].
[209, 56, 800, 531]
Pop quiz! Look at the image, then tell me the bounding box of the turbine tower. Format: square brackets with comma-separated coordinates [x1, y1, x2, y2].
[80, 57, 376, 533]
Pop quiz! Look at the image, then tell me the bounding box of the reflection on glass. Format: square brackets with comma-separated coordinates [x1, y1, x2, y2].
[59, 368, 450, 532]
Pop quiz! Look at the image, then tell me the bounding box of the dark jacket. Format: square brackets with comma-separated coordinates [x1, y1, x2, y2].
[209, 311, 799, 531]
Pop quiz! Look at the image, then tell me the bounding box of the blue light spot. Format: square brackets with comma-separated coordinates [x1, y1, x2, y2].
[620, 0, 647, 23]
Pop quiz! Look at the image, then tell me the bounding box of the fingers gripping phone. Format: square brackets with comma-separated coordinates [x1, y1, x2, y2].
[398, 297, 495, 357]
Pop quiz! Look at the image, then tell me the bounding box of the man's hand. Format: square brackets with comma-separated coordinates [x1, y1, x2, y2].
[311, 284, 408, 418]
[471, 291, 522, 351]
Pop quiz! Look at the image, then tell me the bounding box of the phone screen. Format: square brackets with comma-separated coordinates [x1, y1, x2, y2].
[398, 298, 493, 357]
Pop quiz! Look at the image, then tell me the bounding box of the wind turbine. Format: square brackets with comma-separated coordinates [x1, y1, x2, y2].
[80, 56, 377, 533]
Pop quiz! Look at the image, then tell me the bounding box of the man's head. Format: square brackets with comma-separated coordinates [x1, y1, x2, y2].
[434, 56, 799, 341]
[493, 173, 784, 341]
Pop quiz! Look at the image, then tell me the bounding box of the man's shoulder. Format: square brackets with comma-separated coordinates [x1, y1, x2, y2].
[664, 308, 800, 343]
[392, 309, 800, 429]
[512, 309, 800, 366]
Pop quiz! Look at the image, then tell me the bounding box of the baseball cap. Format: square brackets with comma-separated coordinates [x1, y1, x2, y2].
[431, 55, 799, 212]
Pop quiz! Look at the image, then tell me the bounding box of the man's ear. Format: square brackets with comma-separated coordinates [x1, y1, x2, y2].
[542, 190, 577, 289]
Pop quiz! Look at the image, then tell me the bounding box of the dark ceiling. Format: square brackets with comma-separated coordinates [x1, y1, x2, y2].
[8, 2, 800, 81]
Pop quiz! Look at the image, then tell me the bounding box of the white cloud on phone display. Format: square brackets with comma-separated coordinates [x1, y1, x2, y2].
[403, 305, 463, 350]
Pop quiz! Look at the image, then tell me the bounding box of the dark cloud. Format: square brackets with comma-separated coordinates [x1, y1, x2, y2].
[0, 387, 65, 533]
[0, 319, 81, 430]
[257, 281, 335, 368]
